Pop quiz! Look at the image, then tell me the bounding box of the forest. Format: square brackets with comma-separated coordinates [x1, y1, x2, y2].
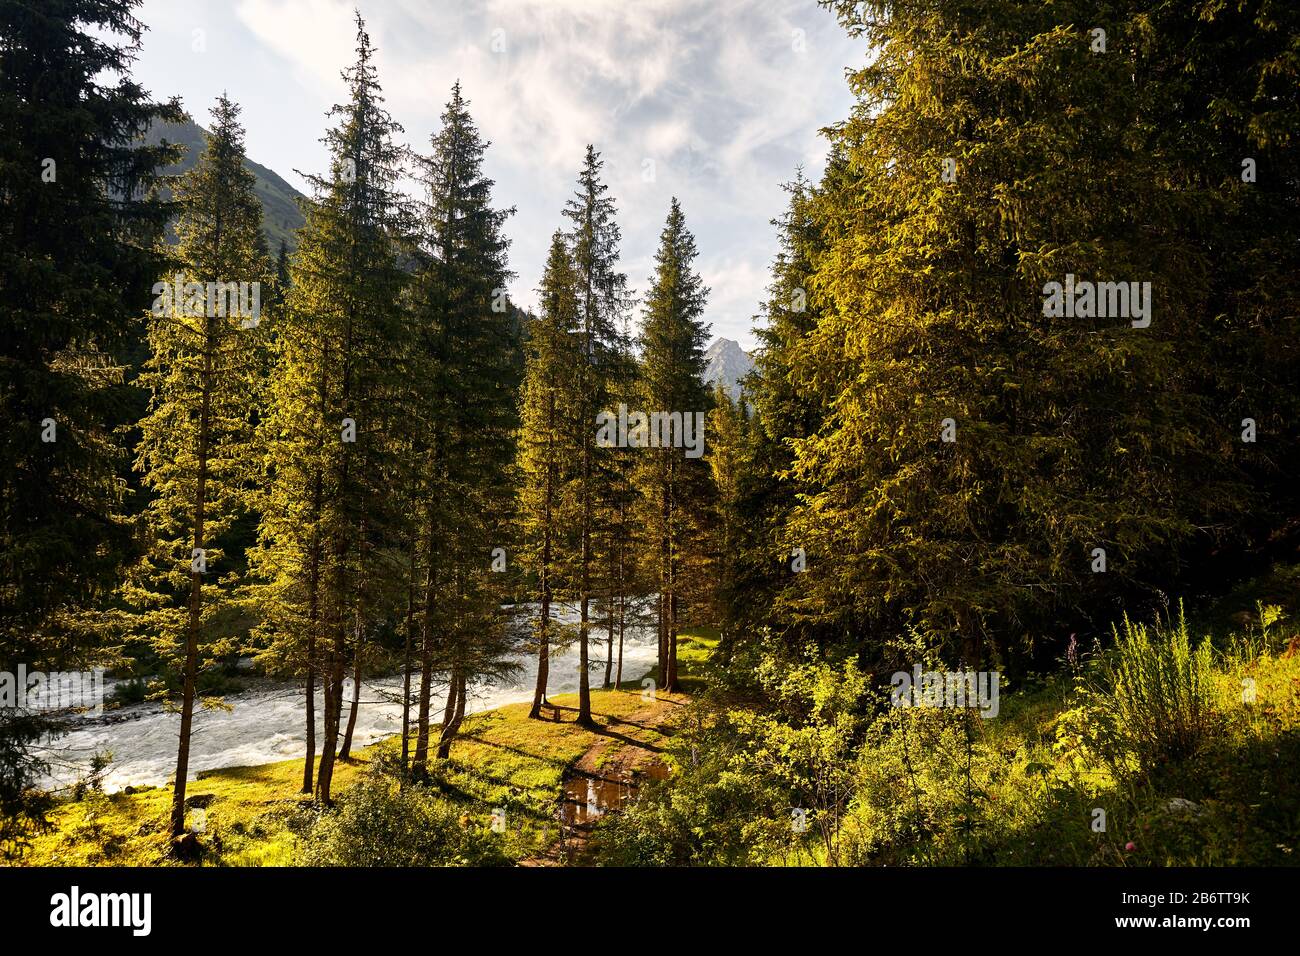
[2, 0, 1299, 872]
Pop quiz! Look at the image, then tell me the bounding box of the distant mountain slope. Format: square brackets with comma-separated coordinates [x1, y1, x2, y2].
[144, 118, 306, 253]
[704, 337, 754, 400]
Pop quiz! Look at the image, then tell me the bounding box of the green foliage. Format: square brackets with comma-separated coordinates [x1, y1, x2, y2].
[0, 0, 181, 659]
[1071, 608, 1224, 777]
[740, 0, 1300, 666]
[557, 145, 633, 722]
[607, 595, 1300, 866]
[0, 712, 57, 860]
[405, 81, 521, 763]
[516, 233, 583, 711]
[0, 0, 183, 850]
[125, 94, 270, 689]
[598, 648, 867, 865]
[143, 117, 307, 253]
[296, 767, 508, 867]
[636, 198, 715, 688]
[249, 14, 413, 798]
[846, 692, 999, 865]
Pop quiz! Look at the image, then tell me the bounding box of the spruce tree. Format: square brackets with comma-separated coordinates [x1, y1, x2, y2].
[562, 146, 630, 725]
[252, 13, 411, 803]
[773, 0, 1300, 666]
[705, 381, 749, 645]
[407, 82, 518, 769]
[743, 169, 837, 648]
[0, 0, 181, 856]
[519, 234, 582, 719]
[597, 313, 640, 689]
[636, 198, 712, 692]
[126, 95, 270, 839]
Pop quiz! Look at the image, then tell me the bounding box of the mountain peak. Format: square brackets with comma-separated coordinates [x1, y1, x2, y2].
[704, 337, 753, 400]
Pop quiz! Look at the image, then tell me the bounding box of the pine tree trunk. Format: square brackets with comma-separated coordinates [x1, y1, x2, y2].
[401, 538, 416, 780]
[665, 589, 679, 692]
[437, 670, 467, 760]
[338, 629, 363, 760]
[664, 465, 679, 693]
[316, 528, 347, 802]
[435, 669, 459, 759]
[529, 466, 553, 719]
[616, 524, 627, 688]
[604, 612, 615, 689]
[530, 595, 551, 720]
[316, 624, 345, 802]
[453, 672, 467, 726]
[617, 600, 626, 689]
[577, 414, 594, 725]
[604, 546, 615, 689]
[413, 543, 435, 774]
[658, 470, 670, 687]
[170, 314, 215, 841]
[578, 505, 594, 726]
[302, 555, 318, 795]
[303, 361, 328, 796]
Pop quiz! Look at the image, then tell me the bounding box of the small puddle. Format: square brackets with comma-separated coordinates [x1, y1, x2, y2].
[560, 774, 634, 826]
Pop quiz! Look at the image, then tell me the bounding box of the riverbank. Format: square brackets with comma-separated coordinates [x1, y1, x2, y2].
[34, 601, 663, 794]
[16, 631, 717, 867]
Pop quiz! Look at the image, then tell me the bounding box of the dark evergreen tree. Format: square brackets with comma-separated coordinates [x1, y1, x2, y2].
[519, 234, 582, 720]
[562, 145, 630, 725]
[0, 0, 181, 856]
[251, 13, 411, 803]
[636, 198, 712, 692]
[125, 95, 270, 839]
[408, 81, 519, 768]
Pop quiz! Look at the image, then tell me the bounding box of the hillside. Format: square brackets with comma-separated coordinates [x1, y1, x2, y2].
[144, 117, 306, 253]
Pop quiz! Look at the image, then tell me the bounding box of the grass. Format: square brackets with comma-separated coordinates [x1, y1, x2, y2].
[16, 632, 712, 867]
[842, 600, 1300, 866]
[636, 627, 718, 695]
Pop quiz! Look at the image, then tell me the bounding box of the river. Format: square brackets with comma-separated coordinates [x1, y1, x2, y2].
[35, 602, 659, 793]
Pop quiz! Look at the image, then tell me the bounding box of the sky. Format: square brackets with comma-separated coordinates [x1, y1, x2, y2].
[128, 0, 864, 351]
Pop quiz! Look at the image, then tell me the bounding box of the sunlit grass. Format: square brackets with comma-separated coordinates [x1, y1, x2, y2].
[19, 637, 702, 867]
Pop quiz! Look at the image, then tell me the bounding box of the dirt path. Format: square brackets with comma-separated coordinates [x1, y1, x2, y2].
[520, 693, 685, 866]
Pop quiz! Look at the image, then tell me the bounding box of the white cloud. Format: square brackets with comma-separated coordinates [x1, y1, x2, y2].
[210, 0, 863, 349]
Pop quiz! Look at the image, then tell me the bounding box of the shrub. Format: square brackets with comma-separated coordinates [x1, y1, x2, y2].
[596, 647, 869, 866]
[296, 769, 509, 867]
[1075, 607, 1223, 777]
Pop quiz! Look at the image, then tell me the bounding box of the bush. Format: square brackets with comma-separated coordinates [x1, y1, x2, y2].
[1076, 607, 1223, 777]
[594, 706, 790, 866]
[596, 647, 869, 866]
[296, 769, 509, 867]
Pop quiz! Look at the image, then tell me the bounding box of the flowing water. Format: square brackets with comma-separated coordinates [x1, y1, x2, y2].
[35, 602, 658, 793]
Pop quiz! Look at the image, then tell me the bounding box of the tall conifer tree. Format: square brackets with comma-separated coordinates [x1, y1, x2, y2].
[408, 82, 518, 769]
[0, 0, 181, 855]
[127, 95, 270, 839]
[561, 146, 629, 726]
[771, 0, 1300, 666]
[252, 13, 410, 803]
[636, 198, 711, 692]
[519, 234, 582, 719]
